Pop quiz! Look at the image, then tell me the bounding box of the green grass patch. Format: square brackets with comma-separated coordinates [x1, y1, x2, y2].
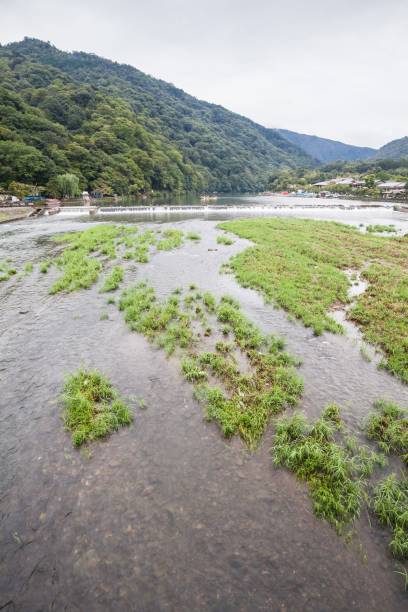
[186, 231, 201, 241]
[220, 218, 408, 382]
[100, 265, 124, 292]
[157, 229, 184, 251]
[373, 474, 408, 559]
[119, 282, 193, 355]
[216, 234, 234, 245]
[24, 262, 33, 274]
[40, 259, 52, 273]
[0, 260, 17, 282]
[366, 399, 407, 465]
[50, 249, 102, 294]
[272, 405, 384, 531]
[62, 368, 133, 447]
[119, 283, 303, 448]
[43, 224, 192, 294]
[366, 224, 396, 233]
[349, 264, 408, 383]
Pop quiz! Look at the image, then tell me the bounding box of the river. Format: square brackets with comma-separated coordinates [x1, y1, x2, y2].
[0, 197, 407, 611]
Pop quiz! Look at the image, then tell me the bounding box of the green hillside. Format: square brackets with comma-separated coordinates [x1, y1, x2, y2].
[375, 136, 408, 161]
[0, 38, 315, 196]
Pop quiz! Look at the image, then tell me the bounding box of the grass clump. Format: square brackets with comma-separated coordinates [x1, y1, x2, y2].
[48, 225, 123, 293]
[366, 399, 407, 465]
[181, 357, 208, 382]
[186, 231, 201, 241]
[373, 474, 408, 559]
[50, 250, 102, 294]
[217, 296, 264, 349]
[217, 234, 234, 246]
[62, 368, 132, 447]
[157, 229, 184, 251]
[220, 218, 408, 382]
[0, 260, 17, 282]
[40, 259, 52, 273]
[100, 265, 124, 293]
[119, 283, 303, 448]
[203, 291, 216, 312]
[119, 282, 193, 355]
[24, 262, 33, 274]
[349, 264, 408, 383]
[366, 224, 396, 233]
[272, 405, 365, 531]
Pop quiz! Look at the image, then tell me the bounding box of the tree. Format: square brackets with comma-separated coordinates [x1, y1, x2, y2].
[8, 181, 44, 199]
[47, 173, 80, 198]
[365, 174, 375, 188]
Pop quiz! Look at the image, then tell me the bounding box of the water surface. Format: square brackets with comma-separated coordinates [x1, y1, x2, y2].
[0, 203, 407, 611]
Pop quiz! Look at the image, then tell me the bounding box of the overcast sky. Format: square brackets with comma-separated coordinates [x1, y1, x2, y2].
[1, 0, 407, 148]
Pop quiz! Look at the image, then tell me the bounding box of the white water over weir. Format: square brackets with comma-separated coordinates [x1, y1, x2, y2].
[57, 201, 394, 216]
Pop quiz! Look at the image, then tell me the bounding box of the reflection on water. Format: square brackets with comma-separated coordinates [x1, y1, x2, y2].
[0, 206, 407, 611]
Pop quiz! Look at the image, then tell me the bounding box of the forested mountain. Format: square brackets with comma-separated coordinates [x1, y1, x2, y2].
[374, 136, 408, 161]
[277, 129, 375, 163]
[0, 38, 315, 195]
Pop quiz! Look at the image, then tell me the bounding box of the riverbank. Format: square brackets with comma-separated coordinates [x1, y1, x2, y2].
[0, 207, 32, 223]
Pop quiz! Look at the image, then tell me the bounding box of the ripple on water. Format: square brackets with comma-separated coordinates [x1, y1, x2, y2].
[0, 211, 407, 611]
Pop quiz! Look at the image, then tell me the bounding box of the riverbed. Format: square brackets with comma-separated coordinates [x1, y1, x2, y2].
[0, 200, 407, 611]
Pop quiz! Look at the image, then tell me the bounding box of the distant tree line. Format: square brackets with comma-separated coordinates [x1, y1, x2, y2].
[267, 158, 408, 195]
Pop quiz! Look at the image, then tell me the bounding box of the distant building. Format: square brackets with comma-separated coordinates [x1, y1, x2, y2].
[377, 181, 406, 195]
[313, 180, 332, 187]
[313, 177, 366, 189]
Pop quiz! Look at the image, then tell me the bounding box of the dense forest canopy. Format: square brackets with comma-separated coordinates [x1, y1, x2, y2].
[0, 38, 316, 196]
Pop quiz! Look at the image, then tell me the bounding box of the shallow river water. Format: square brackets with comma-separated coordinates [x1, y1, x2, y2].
[0, 200, 407, 611]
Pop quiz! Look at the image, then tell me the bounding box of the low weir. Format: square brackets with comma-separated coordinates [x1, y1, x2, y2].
[56, 201, 394, 216]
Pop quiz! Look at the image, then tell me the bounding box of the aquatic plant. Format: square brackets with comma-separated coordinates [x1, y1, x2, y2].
[220, 217, 408, 382]
[0, 259, 18, 282]
[100, 265, 124, 292]
[40, 259, 52, 273]
[366, 399, 407, 465]
[203, 291, 216, 312]
[272, 406, 367, 531]
[366, 224, 396, 233]
[119, 283, 303, 447]
[216, 234, 234, 245]
[157, 228, 184, 250]
[373, 474, 408, 559]
[24, 262, 33, 273]
[44, 224, 194, 294]
[50, 250, 102, 294]
[186, 231, 201, 241]
[62, 368, 133, 446]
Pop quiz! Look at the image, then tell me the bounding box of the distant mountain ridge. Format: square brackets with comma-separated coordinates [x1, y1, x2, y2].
[374, 136, 408, 160]
[277, 129, 376, 163]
